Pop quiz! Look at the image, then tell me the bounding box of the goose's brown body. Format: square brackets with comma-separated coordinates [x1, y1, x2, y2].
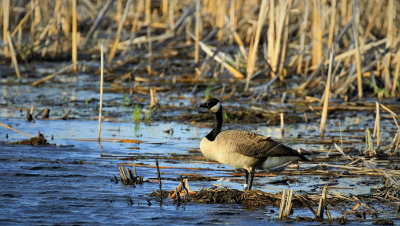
[200, 130, 304, 173]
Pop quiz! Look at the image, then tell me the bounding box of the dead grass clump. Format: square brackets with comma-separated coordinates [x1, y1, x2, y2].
[11, 132, 49, 146]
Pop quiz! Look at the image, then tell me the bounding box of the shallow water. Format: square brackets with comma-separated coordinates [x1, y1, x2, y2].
[1, 115, 398, 224]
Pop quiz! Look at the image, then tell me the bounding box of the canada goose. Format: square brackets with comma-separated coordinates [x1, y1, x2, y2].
[199, 98, 309, 190]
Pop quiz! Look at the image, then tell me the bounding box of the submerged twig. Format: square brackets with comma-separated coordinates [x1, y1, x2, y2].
[156, 159, 162, 204]
[0, 122, 33, 138]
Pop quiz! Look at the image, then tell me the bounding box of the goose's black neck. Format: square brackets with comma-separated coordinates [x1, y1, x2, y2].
[206, 107, 223, 141]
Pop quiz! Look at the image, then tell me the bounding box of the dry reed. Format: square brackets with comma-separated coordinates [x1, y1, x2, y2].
[7, 33, 21, 80]
[71, 0, 77, 72]
[0, 1, 399, 101]
[319, 49, 335, 137]
[0, 122, 33, 138]
[98, 43, 104, 142]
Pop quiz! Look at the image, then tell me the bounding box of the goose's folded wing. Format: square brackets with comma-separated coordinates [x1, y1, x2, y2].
[222, 130, 307, 160]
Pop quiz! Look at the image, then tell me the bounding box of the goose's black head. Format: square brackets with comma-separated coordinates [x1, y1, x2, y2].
[198, 98, 221, 113]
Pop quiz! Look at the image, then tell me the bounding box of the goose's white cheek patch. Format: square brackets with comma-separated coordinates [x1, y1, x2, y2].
[210, 102, 221, 113]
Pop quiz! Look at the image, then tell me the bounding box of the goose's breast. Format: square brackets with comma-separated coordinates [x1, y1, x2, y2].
[200, 137, 258, 171]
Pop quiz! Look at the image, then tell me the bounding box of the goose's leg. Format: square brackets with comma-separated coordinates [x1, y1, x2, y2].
[248, 171, 255, 190]
[243, 171, 249, 191]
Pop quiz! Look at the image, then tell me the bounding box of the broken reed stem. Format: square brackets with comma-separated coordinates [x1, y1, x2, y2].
[285, 189, 294, 218]
[194, 36, 244, 79]
[149, 88, 157, 107]
[309, 38, 386, 71]
[7, 33, 21, 80]
[71, 0, 77, 72]
[278, 189, 287, 219]
[118, 166, 128, 183]
[278, 189, 293, 219]
[31, 64, 74, 86]
[194, 0, 200, 63]
[319, 48, 335, 137]
[126, 167, 134, 182]
[373, 101, 380, 148]
[0, 122, 33, 138]
[98, 44, 104, 142]
[317, 185, 328, 219]
[156, 159, 162, 204]
[365, 129, 374, 156]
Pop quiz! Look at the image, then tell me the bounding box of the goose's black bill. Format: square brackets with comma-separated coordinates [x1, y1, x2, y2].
[198, 98, 220, 109]
[198, 102, 209, 108]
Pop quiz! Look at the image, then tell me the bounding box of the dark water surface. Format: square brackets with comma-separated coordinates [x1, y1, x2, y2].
[1, 117, 398, 225]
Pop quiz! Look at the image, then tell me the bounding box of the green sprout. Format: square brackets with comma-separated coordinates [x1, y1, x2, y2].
[204, 83, 215, 100]
[223, 111, 229, 121]
[133, 105, 141, 122]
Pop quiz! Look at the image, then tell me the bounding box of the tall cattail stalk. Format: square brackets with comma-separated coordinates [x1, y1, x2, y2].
[194, 0, 200, 63]
[216, 0, 227, 41]
[7, 33, 21, 80]
[161, 0, 168, 17]
[391, 48, 400, 96]
[71, 0, 78, 72]
[168, 0, 175, 31]
[245, 0, 268, 91]
[280, 113, 285, 137]
[108, 0, 132, 64]
[327, 0, 337, 49]
[266, 0, 289, 78]
[147, 24, 153, 75]
[383, 0, 396, 92]
[311, 0, 323, 66]
[320, 49, 335, 137]
[116, 0, 122, 23]
[131, 0, 144, 33]
[145, 0, 151, 26]
[229, 0, 236, 30]
[3, 0, 10, 57]
[297, 1, 310, 75]
[352, 3, 363, 99]
[277, 0, 291, 77]
[364, 0, 382, 38]
[98, 44, 104, 142]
